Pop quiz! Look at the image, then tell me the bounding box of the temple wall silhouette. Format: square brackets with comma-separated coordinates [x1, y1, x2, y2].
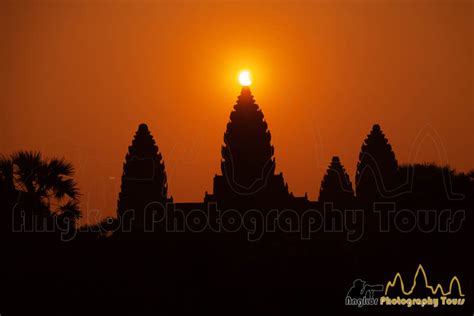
[1, 87, 472, 316]
[110, 87, 473, 231]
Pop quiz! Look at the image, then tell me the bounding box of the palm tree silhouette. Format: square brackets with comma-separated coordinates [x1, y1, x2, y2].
[1, 151, 81, 229]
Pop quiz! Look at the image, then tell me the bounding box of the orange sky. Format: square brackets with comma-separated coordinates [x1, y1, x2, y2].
[1, 0, 473, 223]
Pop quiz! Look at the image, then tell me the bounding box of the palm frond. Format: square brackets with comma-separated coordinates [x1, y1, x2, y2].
[0, 155, 14, 190]
[11, 151, 43, 194]
[47, 158, 75, 177]
[58, 200, 82, 220]
[53, 178, 80, 200]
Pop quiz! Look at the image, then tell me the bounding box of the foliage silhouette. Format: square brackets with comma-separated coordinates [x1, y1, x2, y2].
[1, 117, 473, 315]
[397, 163, 470, 207]
[0, 151, 81, 238]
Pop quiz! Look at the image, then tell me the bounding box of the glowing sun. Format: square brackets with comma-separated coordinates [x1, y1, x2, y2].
[238, 70, 252, 86]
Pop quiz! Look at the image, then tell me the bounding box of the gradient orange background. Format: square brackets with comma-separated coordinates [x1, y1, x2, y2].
[1, 0, 472, 223]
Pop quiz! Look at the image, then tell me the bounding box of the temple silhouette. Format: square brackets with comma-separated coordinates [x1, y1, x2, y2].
[117, 123, 172, 229]
[205, 86, 294, 208]
[108, 86, 473, 240]
[112, 86, 419, 225]
[115, 86, 312, 230]
[1, 86, 473, 315]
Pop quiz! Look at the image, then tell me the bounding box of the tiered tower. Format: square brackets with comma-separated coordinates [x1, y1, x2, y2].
[356, 124, 398, 201]
[319, 156, 354, 205]
[206, 87, 291, 207]
[117, 123, 171, 228]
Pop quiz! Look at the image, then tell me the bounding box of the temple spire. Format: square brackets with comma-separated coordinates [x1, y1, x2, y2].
[208, 88, 292, 206]
[221, 87, 275, 191]
[319, 156, 354, 204]
[356, 124, 398, 201]
[117, 123, 169, 228]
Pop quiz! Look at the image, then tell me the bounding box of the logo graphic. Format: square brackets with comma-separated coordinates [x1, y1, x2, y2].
[381, 264, 465, 308]
[345, 279, 384, 307]
[346, 264, 466, 308]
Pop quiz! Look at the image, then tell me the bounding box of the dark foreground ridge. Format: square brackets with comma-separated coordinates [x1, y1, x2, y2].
[1, 88, 473, 315]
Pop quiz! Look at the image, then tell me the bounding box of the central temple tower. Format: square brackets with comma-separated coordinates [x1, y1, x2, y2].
[206, 87, 292, 207]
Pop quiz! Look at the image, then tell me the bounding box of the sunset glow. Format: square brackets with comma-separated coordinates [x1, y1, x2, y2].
[1, 1, 473, 313]
[1, 1, 472, 220]
[238, 70, 252, 86]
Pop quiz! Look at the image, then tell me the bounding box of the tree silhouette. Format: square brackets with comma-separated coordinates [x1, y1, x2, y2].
[0, 155, 14, 196]
[355, 124, 398, 201]
[77, 217, 119, 240]
[2, 118, 473, 315]
[0, 155, 16, 235]
[397, 163, 469, 207]
[117, 123, 169, 230]
[221, 87, 275, 191]
[0, 151, 81, 233]
[318, 156, 354, 204]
